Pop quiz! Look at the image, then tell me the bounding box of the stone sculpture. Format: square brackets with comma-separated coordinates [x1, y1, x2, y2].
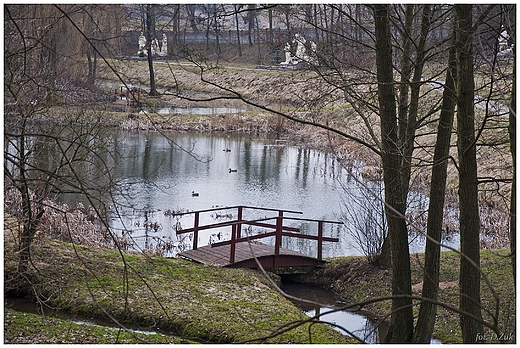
[293, 33, 307, 60]
[499, 26, 510, 52]
[497, 26, 513, 60]
[137, 32, 147, 56]
[158, 33, 168, 57]
[280, 42, 293, 65]
[309, 41, 318, 64]
[138, 32, 168, 57]
[279, 34, 318, 66]
[151, 38, 159, 56]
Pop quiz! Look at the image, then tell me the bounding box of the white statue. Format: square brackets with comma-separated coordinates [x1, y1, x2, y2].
[293, 33, 307, 60]
[280, 42, 292, 65]
[151, 38, 159, 56]
[137, 32, 147, 56]
[158, 33, 168, 57]
[279, 34, 318, 67]
[499, 25, 510, 52]
[309, 41, 318, 64]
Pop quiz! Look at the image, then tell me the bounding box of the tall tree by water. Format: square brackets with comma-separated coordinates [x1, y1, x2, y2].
[373, 4, 413, 342]
[4, 4, 124, 273]
[509, 54, 516, 287]
[144, 4, 159, 96]
[413, 26, 458, 344]
[508, 39, 516, 284]
[454, 4, 485, 342]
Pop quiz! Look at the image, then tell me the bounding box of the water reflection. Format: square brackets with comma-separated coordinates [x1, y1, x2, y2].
[281, 280, 386, 343]
[140, 106, 247, 115]
[48, 130, 459, 258]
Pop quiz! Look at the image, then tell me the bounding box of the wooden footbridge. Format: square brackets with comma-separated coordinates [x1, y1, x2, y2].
[113, 86, 142, 108]
[174, 206, 341, 274]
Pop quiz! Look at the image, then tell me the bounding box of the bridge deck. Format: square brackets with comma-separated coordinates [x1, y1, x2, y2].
[177, 241, 325, 270]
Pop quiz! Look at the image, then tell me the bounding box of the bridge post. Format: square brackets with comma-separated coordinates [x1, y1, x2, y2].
[193, 211, 199, 249]
[236, 206, 243, 239]
[275, 212, 283, 255]
[317, 221, 324, 260]
[230, 224, 236, 263]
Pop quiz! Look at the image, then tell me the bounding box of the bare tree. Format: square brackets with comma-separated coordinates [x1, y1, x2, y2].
[4, 5, 124, 274]
[455, 4, 484, 342]
[413, 26, 458, 343]
[185, 4, 199, 33]
[234, 5, 243, 57]
[373, 4, 413, 342]
[144, 4, 159, 96]
[340, 180, 387, 265]
[5, 3, 514, 344]
[509, 54, 516, 283]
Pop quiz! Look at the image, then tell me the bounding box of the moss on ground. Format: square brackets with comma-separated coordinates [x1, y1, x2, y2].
[4, 216, 516, 344]
[317, 250, 516, 344]
[4, 308, 192, 344]
[4, 232, 353, 344]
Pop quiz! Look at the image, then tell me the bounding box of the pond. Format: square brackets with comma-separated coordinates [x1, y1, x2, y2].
[12, 126, 455, 343]
[140, 105, 247, 115]
[95, 130, 459, 258]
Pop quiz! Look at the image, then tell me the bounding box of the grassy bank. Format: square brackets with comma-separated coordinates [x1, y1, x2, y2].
[305, 250, 516, 344]
[4, 213, 515, 344]
[5, 212, 515, 344]
[4, 309, 192, 344]
[4, 219, 352, 344]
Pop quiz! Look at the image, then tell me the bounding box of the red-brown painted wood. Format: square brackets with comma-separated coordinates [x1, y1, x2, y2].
[174, 206, 341, 269]
[177, 242, 324, 269]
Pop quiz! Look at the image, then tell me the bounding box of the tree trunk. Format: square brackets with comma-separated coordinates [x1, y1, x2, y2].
[146, 4, 158, 96]
[413, 34, 457, 344]
[509, 50, 516, 284]
[235, 6, 242, 57]
[268, 8, 273, 43]
[314, 5, 320, 43]
[247, 5, 256, 46]
[18, 185, 44, 274]
[401, 5, 432, 200]
[355, 5, 361, 42]
[213, 7, 221, 56]
[186, 4, 198, 32]
[397, 4, 414, 148]
[17, 121, 45, 273]
[455, 4, 484, 343]
[373, 4, 413, 343]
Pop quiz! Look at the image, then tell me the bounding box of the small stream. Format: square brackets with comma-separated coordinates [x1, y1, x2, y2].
[7, 285, 386, 343]
[7, 283, 441, 344]
[5, 297, 173, 337]
[281, 280, 387, 343]
[282, 280, 442, 344]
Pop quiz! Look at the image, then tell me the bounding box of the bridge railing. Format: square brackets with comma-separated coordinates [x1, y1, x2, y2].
[174, 205, 341, 263]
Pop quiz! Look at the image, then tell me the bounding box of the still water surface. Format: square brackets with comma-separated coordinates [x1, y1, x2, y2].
[102, 130, 459, 258]
[281, 280, 386, 343]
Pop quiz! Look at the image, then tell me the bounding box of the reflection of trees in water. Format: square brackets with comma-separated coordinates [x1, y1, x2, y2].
[359, 318, 386, 344]
[46, 130, 360, 257]
[281, 222, 340, 258]
[341, 180, 388, 263]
